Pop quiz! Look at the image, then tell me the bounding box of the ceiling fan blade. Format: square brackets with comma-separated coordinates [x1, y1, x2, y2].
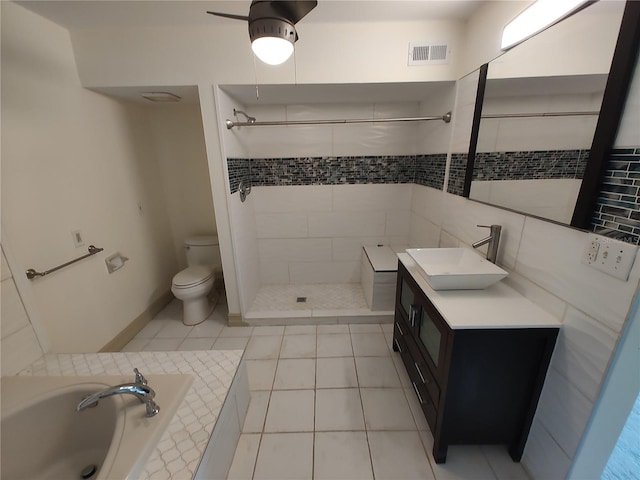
[271, 1, 318, 24]
[206, 11, 249, 21]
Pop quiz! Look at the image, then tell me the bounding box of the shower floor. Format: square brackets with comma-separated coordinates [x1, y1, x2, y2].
[245, 283, 393, 325]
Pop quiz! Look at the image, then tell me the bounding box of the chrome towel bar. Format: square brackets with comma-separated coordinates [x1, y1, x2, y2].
[26, 245, 104, 280]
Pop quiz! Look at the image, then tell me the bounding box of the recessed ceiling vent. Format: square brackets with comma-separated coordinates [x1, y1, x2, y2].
[408, 42, 450, 66]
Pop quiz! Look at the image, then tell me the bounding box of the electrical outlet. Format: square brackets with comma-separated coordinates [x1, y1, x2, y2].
[72, 229, 84, 247]
[585, 241, 600, 262]
[581, 234, 638, 281]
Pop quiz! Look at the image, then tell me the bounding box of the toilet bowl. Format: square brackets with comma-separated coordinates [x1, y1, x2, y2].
[171, 266, 215, 326]
[171, 235, 221, 326]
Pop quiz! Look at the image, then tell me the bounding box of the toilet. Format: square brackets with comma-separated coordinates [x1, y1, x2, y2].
[171, 235, 221, 326]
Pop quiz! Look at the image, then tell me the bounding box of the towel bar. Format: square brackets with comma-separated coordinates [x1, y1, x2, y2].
[26, 245, 104, 280]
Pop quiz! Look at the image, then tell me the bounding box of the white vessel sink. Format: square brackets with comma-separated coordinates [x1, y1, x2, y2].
[406, 248, 508, 290]
[1, 373, 192, 480]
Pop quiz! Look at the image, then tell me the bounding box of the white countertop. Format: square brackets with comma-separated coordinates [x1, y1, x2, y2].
[19, 350, 243, 479]
[398, 253, 561, 330]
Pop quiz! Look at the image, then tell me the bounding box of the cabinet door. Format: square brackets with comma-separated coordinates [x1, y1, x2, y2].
[398, 277, 415, 319]
[416, 298, 449, 381]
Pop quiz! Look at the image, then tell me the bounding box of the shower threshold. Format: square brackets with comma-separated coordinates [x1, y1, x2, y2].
[245, 283, 393, 326]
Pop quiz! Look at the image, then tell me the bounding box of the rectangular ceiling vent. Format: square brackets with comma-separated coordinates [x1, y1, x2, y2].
[408, 42, 450, 66]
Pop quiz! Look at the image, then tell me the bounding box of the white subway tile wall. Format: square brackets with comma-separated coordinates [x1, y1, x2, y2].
[253, 184, 412, 285]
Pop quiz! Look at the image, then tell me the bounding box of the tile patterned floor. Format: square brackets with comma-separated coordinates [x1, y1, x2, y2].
[250, 283, 369, 312]
[123, 297, 530, 480]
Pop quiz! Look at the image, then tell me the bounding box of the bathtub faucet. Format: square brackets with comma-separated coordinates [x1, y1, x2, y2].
[472, 224, 502, 264]
[77, 368, 160, 417]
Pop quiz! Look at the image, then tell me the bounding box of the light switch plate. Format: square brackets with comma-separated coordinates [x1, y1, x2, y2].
[581, 234, 638, 281]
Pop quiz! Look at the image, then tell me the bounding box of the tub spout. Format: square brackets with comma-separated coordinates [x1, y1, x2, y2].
[77, 368, 160, 417]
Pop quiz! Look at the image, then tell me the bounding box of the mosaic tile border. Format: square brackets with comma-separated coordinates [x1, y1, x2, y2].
[227, 154, 447, 193]
[591, 147, 640, 245]
[447, 153, 468, 196]
[472, 149, 589, 181]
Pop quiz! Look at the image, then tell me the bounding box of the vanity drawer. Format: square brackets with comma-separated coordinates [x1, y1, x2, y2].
[404, 330, 440, 408]
[411, 378, 437, 432]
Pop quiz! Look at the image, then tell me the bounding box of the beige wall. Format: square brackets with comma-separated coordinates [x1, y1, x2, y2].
[1, 245, 46, 375]
[69, 20, 466, 87]
[149, 104, 217, 270]
[1, 2, 179, 352]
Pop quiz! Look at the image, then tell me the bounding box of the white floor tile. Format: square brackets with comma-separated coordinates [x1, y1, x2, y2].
[245, 335, 283, 360]
[315, 388, 365, 431]
[429, 445, 497, 480]
[187, 319, 224, 338]
[121, 338, 149, 352]
[284, 325, 317, 335]
[243, 391, 271, 433]
[355, 356, 401, 387]
[177, 338, 215, 351]
[273, 358, 316, 390]
[481, 445, 530, 480]
[264, 390, 315, 432]
[317, 333, 353, 357]
[361, 388, 417, 430]
[219, 326, 254, 337]
[155, 319, 193, 339]
[245, 359, 278, 391]
[280, 334, 317, 358]
[252, 325, 285, 336]
[381, 323, 394, 334]
[314, 431, 373, 480]
[212, 336, 249, 350]
[227, 433, 261, 480]
[254, 433, 313, 480]
[316, 357, 359, 388]
[351, 332, 390, 356]
[404, 387, 430, 431]
[136, 319, 169, 339]
[368, 431, 435, 480]
[350, 324, 384, 333]
[317, 324, 350, 334]
[391, 352, 413, 387]
[142, 338, 183, 351]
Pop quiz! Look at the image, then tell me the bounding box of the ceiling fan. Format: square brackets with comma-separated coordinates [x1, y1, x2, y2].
[207, 1, 318, 65]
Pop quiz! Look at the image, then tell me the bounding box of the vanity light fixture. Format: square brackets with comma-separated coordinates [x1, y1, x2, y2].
[501, 0, 589, 50]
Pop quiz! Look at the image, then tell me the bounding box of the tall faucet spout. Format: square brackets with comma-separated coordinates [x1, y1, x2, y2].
[472, 224, 502, 264]
[472, 236, 492, 249]
[77, 369, 160, 417]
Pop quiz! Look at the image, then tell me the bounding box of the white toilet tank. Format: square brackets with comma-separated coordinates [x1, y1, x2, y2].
[185, 235, 220, 269]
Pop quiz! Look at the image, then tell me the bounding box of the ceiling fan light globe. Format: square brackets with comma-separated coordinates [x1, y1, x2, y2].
[251, 36, 294, 65]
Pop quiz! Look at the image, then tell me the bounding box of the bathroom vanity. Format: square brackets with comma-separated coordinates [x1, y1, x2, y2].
[393, 254, 560, 464]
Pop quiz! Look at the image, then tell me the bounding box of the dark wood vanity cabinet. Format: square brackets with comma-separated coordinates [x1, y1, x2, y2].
[393, 261, 558, 464]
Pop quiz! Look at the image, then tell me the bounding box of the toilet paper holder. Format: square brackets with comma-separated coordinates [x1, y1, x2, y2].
[105, 252, 129, 274]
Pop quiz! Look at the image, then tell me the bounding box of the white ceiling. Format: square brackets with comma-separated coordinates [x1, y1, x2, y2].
[17, 1, 484, 29]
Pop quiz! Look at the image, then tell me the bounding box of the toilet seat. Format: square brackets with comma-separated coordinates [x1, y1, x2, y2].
[172, 266, 214, 289]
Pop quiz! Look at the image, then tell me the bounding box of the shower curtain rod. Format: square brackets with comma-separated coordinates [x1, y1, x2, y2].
[481, 110, 599, 119]
[225, 111, 452, 129]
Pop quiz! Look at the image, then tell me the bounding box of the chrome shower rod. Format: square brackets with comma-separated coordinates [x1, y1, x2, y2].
[225, 111, 452, 129]
[481, 111, 599, 119]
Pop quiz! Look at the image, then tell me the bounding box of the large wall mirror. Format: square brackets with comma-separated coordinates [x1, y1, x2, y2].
[452, 0, 640, 230]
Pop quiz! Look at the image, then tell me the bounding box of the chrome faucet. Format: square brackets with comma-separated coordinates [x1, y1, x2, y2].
[77, 368, 160, 417]
[472, 224, 502, 264]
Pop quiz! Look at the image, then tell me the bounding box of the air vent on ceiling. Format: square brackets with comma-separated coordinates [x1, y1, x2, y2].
[408, 42, 450, 66]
